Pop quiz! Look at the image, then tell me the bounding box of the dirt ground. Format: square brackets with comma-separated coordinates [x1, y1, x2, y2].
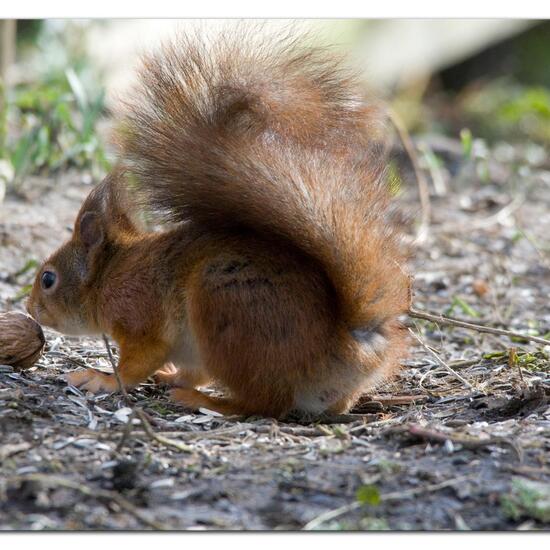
[0, 137, 549, 531]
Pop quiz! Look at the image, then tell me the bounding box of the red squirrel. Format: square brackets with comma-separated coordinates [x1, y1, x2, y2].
[26, 29, 410, 417]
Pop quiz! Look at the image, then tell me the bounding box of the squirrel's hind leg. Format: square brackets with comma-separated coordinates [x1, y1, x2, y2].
[185, 247, 335, 418]
[170, 387, 244, 416]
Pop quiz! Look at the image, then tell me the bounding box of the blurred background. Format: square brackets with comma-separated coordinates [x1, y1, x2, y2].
[0, 18, 549, 197]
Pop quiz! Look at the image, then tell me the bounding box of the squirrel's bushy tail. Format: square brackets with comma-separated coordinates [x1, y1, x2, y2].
[116, 25, 410, 330]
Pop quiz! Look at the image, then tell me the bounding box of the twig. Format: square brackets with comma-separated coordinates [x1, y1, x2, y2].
[102, 334, 136, 453]
[362, 395, 428, 406]
[408, 327, 474, 390]
[102, 335, 129, 401]
[405, 424, 522, 461]
[284, 411, 377, 425]
[0, 442, 32, 461]
[513, 223, 550, 268]
[448, 358, 482, 369]
[253, 424, 328, 438]
[115, 409, 136, 454]
[138, 411, 196, 453]
[138, 424, 255, 441]
[389, 107, 431, 244]
[409, 307, 550, 347]
[102, 334, 195, 454]
[440, 195, 524, 233]
[130, 423, 330, 441]
[303, 475, 472, 530]
[504, 465, 550, 479]
[303, 499, 357, 530]
[9, 473, 166, 530]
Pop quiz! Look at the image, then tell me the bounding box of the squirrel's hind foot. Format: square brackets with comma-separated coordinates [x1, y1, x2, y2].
[170, 387, 244, 416]
[152, 363, 179, 386]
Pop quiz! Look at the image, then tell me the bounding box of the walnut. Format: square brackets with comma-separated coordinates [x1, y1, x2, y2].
[0, 311, 45, 370]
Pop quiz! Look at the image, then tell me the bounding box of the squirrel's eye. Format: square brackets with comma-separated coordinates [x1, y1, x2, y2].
[41, 271, 57, 290]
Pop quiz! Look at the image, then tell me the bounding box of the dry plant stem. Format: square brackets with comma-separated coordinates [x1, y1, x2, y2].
[406, 424, 522, 462]
[138, 412, 196, 454]
[408, 327, 474, 390]
[505, 465, 550, 478]
[409, 307, 550, 347]
[102, 334, 135, 453]
[448, 359, 481, 369]
[0, 442, 32, 461]
[388, 107, 431, 244]
[102, 334, 130, 403]
[116, 409, 136, 454]
[303, 475, 473, 530]
[440, 195, 524, 233]
[10, 473, 166, 530]
[131, 423, 328, 441]
[367, 395, 427, 406]
[102, 334, 195, 454]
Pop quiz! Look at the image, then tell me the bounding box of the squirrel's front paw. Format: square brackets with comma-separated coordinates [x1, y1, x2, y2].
[66, 369, 119, 393]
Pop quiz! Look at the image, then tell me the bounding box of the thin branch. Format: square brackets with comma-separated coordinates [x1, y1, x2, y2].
[102, 334, 131, 404]
[388, 107, 431, 244]
[303, 475, 473, 530]
[368, 394, 428, 406]
[405, 424, 522, 462]
[440, 195, 524, 233]
[303, 500, 362, 531]
[409, 307, 550, 347]
[138, 411, 196, 454]
[115, 409, 136, 454]
[102, 334, 196, 454]
[408, 327, 473, 389]
[0, 442, 32, 461]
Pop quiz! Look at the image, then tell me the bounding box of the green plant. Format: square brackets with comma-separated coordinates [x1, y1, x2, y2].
[501, 478, 550, 523]
[460, 128, 473, 160]
[461, 79, 550, 145]
[445, 296, 481, 319]
[356, 484, 381, 506]
[1, 22, 110, 188]
[484, 349, 549, 373]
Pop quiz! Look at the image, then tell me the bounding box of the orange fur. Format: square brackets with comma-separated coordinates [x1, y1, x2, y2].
[27, 27, 410, 418]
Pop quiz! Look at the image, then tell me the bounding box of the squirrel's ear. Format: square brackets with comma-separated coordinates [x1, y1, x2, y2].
[75, 170, 139, 242]
[104, 182, 138, 236]
[78, 211, 104, 250]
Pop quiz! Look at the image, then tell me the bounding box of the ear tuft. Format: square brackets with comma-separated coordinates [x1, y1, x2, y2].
[79, 211, 104, 249]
